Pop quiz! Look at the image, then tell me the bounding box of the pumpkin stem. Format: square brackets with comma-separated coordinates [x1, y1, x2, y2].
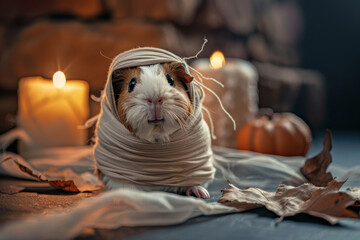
[257, 108, 274, 120]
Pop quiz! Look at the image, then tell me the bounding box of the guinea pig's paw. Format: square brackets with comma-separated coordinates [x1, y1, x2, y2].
[186, 186, 210, 199]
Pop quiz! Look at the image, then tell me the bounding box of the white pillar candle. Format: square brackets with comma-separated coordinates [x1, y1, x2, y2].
[17, 72, 89, 155]
[192, 51, 258, 148]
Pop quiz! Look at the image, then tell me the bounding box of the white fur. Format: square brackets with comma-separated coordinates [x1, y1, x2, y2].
[122, 64, 190, 143]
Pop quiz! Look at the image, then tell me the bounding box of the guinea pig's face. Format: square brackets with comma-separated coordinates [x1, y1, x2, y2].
[112, 62, 193, 143]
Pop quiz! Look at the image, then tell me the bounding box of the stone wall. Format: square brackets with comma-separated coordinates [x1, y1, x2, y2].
[0, 0, 325, 134]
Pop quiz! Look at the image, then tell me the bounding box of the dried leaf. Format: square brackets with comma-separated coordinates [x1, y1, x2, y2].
[303, 181, 359, 223]
[300, 129, 333, 187]
[18, 163, 80, 192]
[219, 180, 360, 224]
[5, 154, 105, 192]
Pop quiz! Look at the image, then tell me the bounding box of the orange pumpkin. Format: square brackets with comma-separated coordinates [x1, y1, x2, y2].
[237, 109, 312, 156]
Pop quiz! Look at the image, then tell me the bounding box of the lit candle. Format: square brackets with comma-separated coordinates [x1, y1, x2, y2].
[192, 51, 258, 148]
[17, 71, 89, 156]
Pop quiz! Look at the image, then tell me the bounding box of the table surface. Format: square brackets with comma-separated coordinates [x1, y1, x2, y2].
[1, 130, 359, 240]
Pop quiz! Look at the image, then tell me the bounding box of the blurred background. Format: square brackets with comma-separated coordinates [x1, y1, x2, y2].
[0, 0, 359, 136]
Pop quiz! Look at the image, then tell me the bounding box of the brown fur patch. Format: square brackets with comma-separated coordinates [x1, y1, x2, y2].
[162, 62, 193, 116]
[114, 67, 141, 131]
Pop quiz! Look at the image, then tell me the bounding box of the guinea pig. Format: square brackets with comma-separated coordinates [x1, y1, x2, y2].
[100, 62, 211, 198]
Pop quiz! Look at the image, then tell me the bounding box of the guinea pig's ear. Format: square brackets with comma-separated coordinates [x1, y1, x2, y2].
[112, 69, 124, 104]
[177, 64, 193, 83]
[167, 62, 193, 83]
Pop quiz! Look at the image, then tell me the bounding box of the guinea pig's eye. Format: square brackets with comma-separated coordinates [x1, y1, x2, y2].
[128, 78, 137, 92]
[165, 73, 175, 87]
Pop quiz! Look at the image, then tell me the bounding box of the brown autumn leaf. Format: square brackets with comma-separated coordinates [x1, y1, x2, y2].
[18, 163, 80, 192]
[300, 129, 334, 187]
[219, 180, 360, 224]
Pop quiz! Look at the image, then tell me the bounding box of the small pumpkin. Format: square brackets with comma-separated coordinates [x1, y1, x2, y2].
[237, 109, 312, 156]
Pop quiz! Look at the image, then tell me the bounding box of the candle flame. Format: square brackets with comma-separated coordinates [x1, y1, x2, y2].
[210, 51, 225, 70]
[53, 71, 66, 88]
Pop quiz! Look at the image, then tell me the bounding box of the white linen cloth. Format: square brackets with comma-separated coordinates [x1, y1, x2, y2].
[2, 145, 360, 240]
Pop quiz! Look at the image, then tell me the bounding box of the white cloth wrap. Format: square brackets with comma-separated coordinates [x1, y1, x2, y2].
[94, 47, 215, 187]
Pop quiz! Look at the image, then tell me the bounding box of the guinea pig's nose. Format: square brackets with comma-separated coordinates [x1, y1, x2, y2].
[146, 98, 163, 105]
